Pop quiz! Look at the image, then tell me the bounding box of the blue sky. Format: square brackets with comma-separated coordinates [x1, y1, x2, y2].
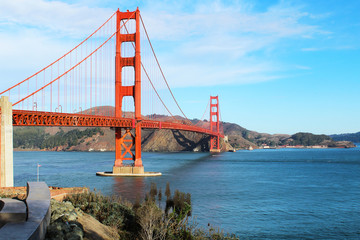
[0, 0, 359, 134]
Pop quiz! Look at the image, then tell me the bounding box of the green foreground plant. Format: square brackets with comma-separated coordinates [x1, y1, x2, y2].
[64, 183, 238, 240]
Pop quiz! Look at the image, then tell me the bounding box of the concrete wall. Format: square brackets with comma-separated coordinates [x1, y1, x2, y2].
[0, 182, 51, 240]
[0, 96, 14, 187]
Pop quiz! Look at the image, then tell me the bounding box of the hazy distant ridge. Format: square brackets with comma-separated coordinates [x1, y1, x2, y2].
[330, 132, 360, 143]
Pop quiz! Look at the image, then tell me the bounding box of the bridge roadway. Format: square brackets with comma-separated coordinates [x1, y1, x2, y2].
[12, 110, 224, 138]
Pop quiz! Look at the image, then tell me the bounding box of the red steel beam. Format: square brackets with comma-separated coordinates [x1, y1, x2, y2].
[12, 110, 223, 138]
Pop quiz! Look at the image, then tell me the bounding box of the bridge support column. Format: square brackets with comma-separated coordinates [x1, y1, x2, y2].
[210, 96, 221, 152]
[114, 128, 123, 167]
[0, 96, 14, 187]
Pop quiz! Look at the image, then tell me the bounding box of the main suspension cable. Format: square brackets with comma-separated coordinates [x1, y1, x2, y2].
[0, 11, 117, 96]
[13, 12, 135, 106]
[139, 14, 191, 123]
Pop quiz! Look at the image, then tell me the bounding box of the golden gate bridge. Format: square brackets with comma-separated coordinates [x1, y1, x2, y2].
[0, 8, 223, 183]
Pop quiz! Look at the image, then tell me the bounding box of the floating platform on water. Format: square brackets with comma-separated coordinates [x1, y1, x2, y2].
[96, 171, 162, 177]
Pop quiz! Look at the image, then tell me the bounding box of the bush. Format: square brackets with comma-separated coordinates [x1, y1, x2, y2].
[64, 184, 238, 240]
[64, 191, 137, 238]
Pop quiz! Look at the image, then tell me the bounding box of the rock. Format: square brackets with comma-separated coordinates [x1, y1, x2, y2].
[68, 213, 77, 222]
[46, 199, 119, 240]
[50, 199, 79, 223]
[65, 225, 83, 240]
[77, 212, 120, 240]
[46, 224, 65, 239]
[46, 200, 84, 240]
[64, 201, 75, 211]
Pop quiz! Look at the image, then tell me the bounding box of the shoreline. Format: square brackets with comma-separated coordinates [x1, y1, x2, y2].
[0, 186, 88, 201]
[14, 144, 357, 153]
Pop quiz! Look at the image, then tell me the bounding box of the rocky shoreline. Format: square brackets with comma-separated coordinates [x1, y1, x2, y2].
[46, 199, 119, 240]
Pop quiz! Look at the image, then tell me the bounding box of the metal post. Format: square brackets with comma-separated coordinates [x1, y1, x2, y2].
[37, 163, 39, 182]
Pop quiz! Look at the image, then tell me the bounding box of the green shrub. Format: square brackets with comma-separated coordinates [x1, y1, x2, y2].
[64, 184, 237, 240]
[64, 191, 137, 237]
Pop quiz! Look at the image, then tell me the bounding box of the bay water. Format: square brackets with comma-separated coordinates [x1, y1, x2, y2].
[14, 147, 360, 239]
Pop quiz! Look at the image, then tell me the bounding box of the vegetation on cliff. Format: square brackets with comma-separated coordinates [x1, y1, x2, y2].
[277, 132, 355, 148]
[330, 132, 360, 143]
[283, 132, 333, 146]
[14, 127, 103, 150]
[57, 183, 238, 240]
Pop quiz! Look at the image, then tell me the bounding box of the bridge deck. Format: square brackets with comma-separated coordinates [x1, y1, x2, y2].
[12, 110, 223, 137]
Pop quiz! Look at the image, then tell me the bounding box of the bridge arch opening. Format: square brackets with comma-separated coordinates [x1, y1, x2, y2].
[120, 19, 136, 34]
[121, 66, 135, 86]
[121, 96, 135, 118]
[121, 42, 135, 58]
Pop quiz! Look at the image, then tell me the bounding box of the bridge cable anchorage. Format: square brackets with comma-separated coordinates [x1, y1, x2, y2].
[139, 15, 192, 125]
[0, 11, 117, 96]
[12, 12, 135, 107]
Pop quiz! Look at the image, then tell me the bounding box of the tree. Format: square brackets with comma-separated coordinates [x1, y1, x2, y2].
[158, 188, 162, 208]
[165, 182, 171, 200]
[137, 201, 169, 240]
[150, 182, 158, 202]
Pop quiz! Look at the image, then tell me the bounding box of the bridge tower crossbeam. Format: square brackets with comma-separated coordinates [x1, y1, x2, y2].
[113, 8, 144, 174]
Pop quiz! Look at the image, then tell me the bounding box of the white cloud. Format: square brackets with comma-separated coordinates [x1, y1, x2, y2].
[162, 59, 282, 88]
[139, 0, 327, 87]
[141, 1, 322, 41]
[0, 0, 113, 38]
[0, 0, 115, 89]
[0, 0, 330, 90]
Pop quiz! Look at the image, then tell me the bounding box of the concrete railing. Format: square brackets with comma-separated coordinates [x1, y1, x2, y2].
[0, 198, 27, 227]
[0, 182, 51, 240]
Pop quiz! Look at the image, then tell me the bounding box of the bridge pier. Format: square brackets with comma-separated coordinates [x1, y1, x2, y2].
[0, 96, 14, 187]
[113, 127, 144, 175]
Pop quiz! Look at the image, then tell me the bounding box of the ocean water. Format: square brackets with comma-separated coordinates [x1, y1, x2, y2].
[14, 147, 360, 239]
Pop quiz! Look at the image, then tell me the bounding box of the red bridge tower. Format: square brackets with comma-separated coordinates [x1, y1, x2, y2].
[210, 96, 221, 152]
[113, 8, 144, 174]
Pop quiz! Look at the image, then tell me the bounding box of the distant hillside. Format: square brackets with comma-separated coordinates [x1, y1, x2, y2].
[283, 132, 332, 146]
[13, 126, 231, 152]
[330, 132, 360, 143]
[221, 121, 290, 149]
[276, 132, 353, 148]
